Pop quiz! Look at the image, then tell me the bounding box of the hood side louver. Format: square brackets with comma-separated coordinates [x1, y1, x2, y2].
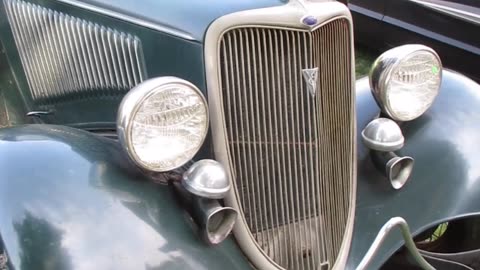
[4, 0, 147, 103]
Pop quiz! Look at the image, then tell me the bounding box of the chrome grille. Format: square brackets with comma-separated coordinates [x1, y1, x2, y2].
[4, 0, 146, 103]
[218, 19, 354, 270]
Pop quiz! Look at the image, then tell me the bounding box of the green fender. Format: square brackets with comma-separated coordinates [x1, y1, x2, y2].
[0, 125, 252, 270]
[346, 70, 480, 269]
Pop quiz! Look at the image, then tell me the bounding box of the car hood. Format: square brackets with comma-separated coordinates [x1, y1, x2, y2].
[76, 0, 287, 42]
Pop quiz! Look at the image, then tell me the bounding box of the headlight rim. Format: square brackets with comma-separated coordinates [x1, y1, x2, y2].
[117, 76, 209, 172]
[369, 44, 443, 121]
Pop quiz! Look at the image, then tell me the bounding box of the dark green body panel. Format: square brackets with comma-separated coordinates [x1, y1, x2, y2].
[0, 125, 253, 270]
[79, 0, 286, 41]
[347, 70, 480, 269]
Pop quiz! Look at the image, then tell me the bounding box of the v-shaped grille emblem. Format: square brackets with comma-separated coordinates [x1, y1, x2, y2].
[302, 67, 319, 97]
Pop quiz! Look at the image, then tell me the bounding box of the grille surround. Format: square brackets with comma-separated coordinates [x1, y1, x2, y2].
[205, 2, 356, 270]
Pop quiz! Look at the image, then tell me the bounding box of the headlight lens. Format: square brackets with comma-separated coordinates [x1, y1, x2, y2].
[117, 77, 209, 172]
[370, 45, 442, 121]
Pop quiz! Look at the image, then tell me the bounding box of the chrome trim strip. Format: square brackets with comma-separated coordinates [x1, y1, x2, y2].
[356, 217, 435, 270]
[383, 16, 480, 55]
[347, 3, 384, 20]
[204, 1, 356, 269]
[408, 0, 480, 26]
[55, 0, 196, 40]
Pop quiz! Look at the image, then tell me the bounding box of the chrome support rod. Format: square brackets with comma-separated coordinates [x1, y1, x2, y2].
[356, 217, 435, 270]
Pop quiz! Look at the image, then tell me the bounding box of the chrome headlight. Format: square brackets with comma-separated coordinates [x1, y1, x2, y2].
[117, 77, 209, 172]
[370, 45, 442, 121]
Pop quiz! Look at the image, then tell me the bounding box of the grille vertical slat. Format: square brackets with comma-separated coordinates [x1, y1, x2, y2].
[250, 28, 271, 256]
[247, 29, 260, 238]
[309, 29, 328, 265]
[257, 28, 279, 265]
[4, 0, 146, 102]
[274, 29, 293, 268]
[279, 29, 299, 270]
[299, 31, 318, 268]
[262, 30, 282, 266]
[219, 18, 353, 270]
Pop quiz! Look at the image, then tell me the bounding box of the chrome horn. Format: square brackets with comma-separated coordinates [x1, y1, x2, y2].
[173, 160, 237, 245]
[372, 151, 414, 190]
[362, 118, 414, 189]
[190, 197, 237, 244]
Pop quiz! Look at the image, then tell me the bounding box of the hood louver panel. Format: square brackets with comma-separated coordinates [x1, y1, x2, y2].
[4, 0, 146, 103]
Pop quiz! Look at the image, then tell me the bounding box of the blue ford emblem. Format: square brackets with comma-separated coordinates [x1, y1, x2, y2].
[302, 16, 318, 26]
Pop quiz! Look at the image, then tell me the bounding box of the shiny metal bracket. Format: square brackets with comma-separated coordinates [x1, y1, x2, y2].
[356, 217, 435, 270]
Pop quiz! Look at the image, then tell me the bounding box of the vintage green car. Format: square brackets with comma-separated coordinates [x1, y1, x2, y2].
[0, 0, 480, 269]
